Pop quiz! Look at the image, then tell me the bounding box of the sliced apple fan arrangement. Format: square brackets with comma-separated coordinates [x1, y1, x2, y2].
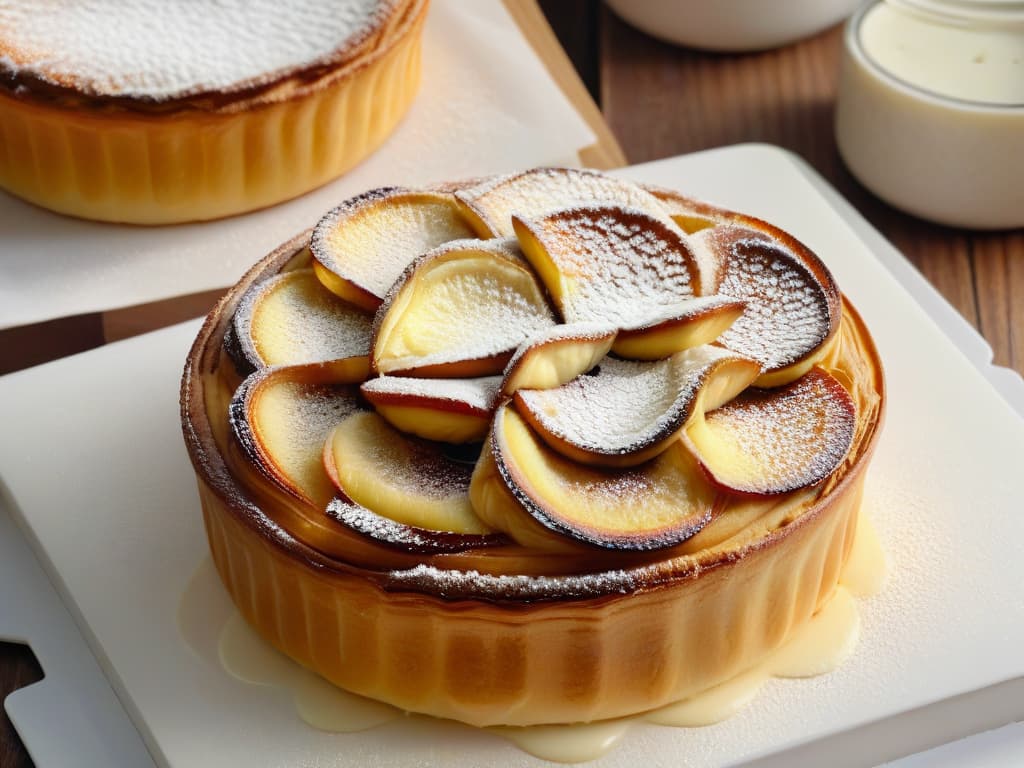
[227, 168, 856, 554]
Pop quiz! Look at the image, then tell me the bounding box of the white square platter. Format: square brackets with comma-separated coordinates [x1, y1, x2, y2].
[1, 145, 1022, 767]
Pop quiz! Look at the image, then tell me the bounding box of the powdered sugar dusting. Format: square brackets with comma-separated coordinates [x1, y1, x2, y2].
[326, 497, 494, 553]
[245, 269, 371, 367]
[329, 499, 441, 548]
[702, 369, 856, 494]
[521, 205, 698, 326]
[361, 375, 501, 413]
[374, 239, 556, 372]
[618, 295, 743, 333]
[0, 0, 393, 99]
[712, 227, 834, 371]
[455, 167, 672, 237]
[233, 373, 360, 504]
[350, 413, 474, 501]
[516, 347, 739, 457]
[386, 562, 647, 601]
[503, 321, 617, 374]
[313, 189, 477, 302]
[270, 381, 361, 453]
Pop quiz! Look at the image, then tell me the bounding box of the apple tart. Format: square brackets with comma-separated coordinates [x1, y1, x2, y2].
[182, 167, 884, 727]
[0, 0, 425, 224]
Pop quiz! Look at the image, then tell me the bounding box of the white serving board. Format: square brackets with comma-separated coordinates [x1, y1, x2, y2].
[2, 145, 1023, 768]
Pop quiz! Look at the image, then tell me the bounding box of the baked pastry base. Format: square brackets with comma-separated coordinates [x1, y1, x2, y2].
[181, 232, 884, 728]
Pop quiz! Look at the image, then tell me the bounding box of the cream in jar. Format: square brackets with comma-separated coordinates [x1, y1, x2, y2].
[836, 0, 1024, 228]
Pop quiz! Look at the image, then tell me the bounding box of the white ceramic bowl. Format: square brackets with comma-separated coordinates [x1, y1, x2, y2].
[835, 3, 1024, 229]
[604, 0, 862, 51]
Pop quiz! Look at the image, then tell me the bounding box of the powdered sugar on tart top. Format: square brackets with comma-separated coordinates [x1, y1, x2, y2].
[617, 295, 745, 333]
[326, 497, 501, 553]
[710, 226, 838, 373]
[0, 0, 395, 99]
[516, 205, 700, 326]
[361, 375, 502, 414]
[358, 421, 475, 502]
[455, 167, 674, 238]
[695, 368, 857, 495]
[229, 371, 361, 504]
[312, 188, 477, 306]
[515, 347, 745, 459]
[372, 239, 558, 374]
[234, 269, 372, 369]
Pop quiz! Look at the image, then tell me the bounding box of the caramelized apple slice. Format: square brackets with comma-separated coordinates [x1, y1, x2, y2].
[612, 296, 746, 360]
[684, 368, 857, 496]
[513, 205, 702, 330]
[649, 187, 802, 296]
[684, 226, 768, 296]
[499, 322, 617, 397]
[709, 226, 841, 387]
[514, 348, 760, 468]
[371, 239, 557, 377]
[650, 185, 801, 243]
[647, 186, 735, 234]
[230, 364, 364, 508]
[326, 411, 492, 534]
[325, 497, 504, 554]
[455, 167, 671, 238]
[469, 441, 592, 554]
[226, 269, 373, 376]
[485, 404, 717, 550]
[311, 188, 477, 311]
[360, 375, 501, 443]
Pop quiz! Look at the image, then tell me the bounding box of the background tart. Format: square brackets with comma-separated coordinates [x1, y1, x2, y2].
[0, 0, 426, 224]
[181, 175, 885, 727]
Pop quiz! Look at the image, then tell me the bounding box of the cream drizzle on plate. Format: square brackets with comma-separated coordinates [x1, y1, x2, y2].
[184, 514, 886, 762]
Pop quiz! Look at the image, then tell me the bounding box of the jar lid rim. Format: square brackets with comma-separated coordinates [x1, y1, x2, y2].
[888, 0, 1024, 24]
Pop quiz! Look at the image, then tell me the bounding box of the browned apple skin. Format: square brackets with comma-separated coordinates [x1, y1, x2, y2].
[691, 225, 841, 387]
[490, 405, 718, 551]
[228, 363, 364, 507]
[368, 240, 555, 378]
[685, 367, 858, 498]
[325, 497, 507, 555]
[310, 186, 478, 312]
[360, 390, 490, 420]
[512, 351, 761, 469]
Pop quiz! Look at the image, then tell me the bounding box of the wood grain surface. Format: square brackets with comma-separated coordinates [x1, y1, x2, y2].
[1, 2, 1021, 765]
[0, 644, 42, 768]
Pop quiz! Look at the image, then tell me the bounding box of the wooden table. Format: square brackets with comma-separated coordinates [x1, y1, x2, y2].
[2, 3, 1022, 765]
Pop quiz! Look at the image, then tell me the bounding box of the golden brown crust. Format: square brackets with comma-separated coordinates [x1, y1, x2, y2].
[195, 445, 866, 725]
[0, 0, 428, 223]
[180, 188, 885, 726]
